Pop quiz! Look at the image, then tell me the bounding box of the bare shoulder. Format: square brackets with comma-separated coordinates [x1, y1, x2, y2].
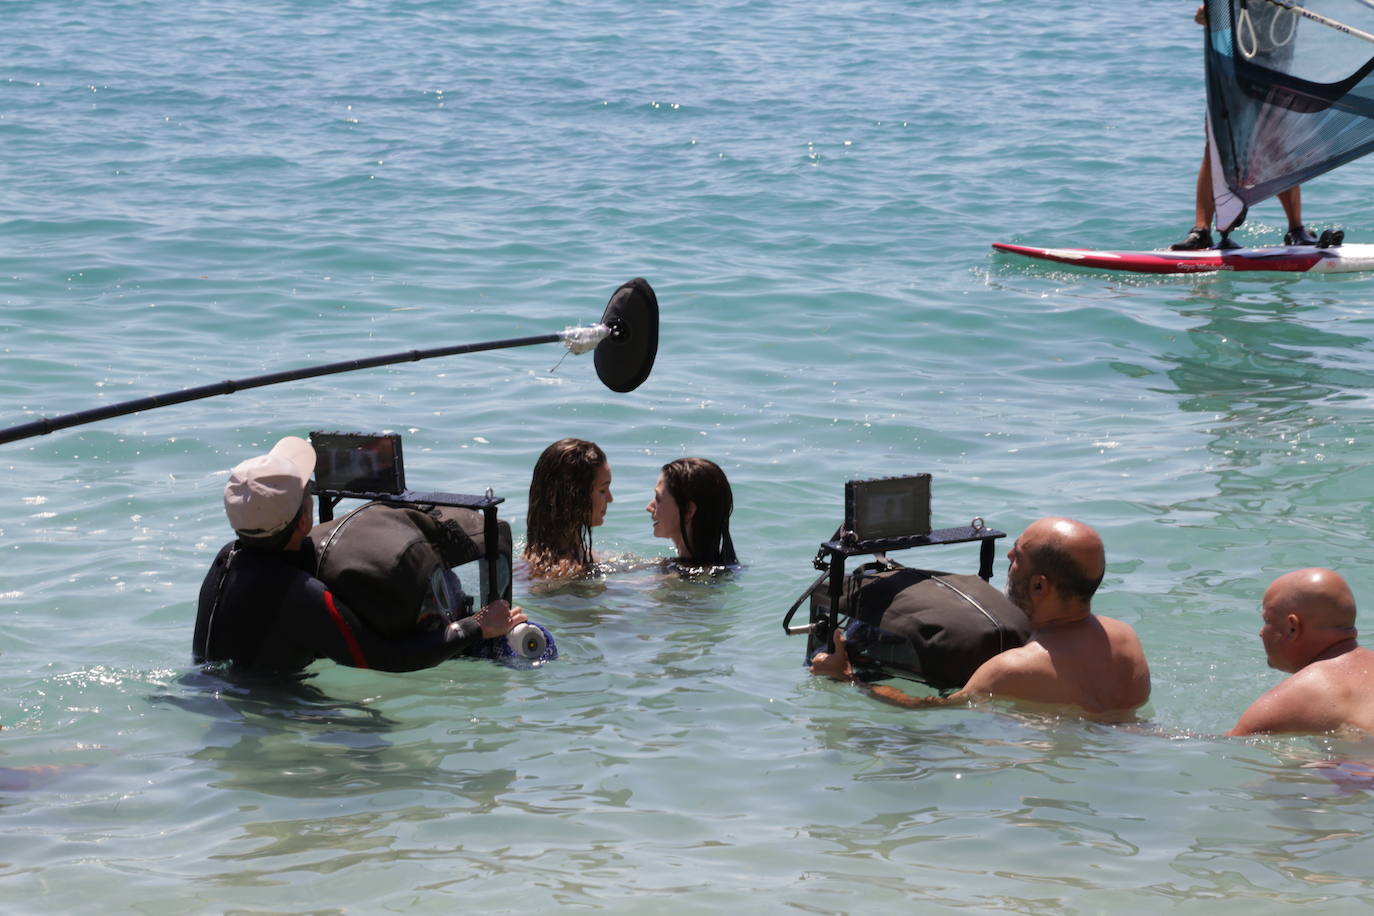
[1098, 614, 1144, 645]
[1333, 645, 1374, 675]
[1229, 667, 1342, 736]
[980, 641, 1048, 673]
[962, 641, 1051, 694]
[1097, 616, 1149, 672]
[1233, 648, 1374, 736]
[964, 615, 1149, 714]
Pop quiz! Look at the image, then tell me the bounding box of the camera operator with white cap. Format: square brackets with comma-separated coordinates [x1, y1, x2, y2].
[193, 436, 526, 675]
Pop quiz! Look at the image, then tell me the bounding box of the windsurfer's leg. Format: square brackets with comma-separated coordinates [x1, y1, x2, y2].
[1278, 185, 1302, 227]
[1170, 150, 1214, 251]
[1279, 186, 1317, 244]
[1193, 150, 1215, 230]
[1172, 149, 1217, 250]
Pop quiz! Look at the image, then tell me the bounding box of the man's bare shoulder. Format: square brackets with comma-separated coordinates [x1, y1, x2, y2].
[1229, 670, 1340, 736]
[972, 641, 1048, 675]
[961, 615, 1149, 715]
[1097, 613, 1142, 639]
[961, 641, 1053, 695]
[1073, 613, 1145, 651]
[1099, 615, 1149, 665]
[1232, 647, 1374, 736]
[960, 642, 1124, 718]
[1326, 645, 1374, 677]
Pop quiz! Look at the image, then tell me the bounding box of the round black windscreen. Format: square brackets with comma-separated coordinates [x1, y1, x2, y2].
[595, 277, 659, 393]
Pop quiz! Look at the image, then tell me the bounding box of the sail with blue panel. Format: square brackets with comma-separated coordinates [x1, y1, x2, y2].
[1204, 0, 1374, 231]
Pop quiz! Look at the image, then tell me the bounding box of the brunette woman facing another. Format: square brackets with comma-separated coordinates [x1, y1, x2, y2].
[645, 457, 738, 570]
[524, 438, 613, 578]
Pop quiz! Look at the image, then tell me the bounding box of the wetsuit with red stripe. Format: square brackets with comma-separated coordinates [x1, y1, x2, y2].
[193, 539, 482, 674]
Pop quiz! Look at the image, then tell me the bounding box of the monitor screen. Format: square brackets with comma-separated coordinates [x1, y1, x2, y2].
[310, 431, 406, 495]
[846, 474, 931, 541]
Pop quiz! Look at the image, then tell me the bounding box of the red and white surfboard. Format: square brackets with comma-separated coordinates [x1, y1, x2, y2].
[992, 241, 1374, 275]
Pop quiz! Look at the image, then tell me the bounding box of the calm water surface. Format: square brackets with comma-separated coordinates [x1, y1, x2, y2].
[5, 0, 1374, 911]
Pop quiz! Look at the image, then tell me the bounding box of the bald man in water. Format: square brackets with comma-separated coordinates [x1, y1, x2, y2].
[1228, 568, 1374, 736]
[812, 517, 1151, 718]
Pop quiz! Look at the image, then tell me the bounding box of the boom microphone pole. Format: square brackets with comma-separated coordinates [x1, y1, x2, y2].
[0, 278, 658, 447]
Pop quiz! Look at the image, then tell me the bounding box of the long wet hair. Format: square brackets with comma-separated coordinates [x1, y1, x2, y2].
[524, 438, 606, 573]
[661, 457, 737, 567]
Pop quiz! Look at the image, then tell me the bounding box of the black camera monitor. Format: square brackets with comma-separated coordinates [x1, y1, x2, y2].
[310, 431, 406, 495]
[845, 474, 931, 542]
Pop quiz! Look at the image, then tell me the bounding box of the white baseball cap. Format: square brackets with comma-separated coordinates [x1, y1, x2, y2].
[223, 436, 317, 537]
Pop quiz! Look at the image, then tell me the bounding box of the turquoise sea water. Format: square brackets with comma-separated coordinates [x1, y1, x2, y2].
[6, 0, 1374, 910]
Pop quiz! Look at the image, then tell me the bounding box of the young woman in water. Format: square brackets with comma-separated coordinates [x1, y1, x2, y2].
[645, 457, 737, 569]
[524, 438, 613, 577]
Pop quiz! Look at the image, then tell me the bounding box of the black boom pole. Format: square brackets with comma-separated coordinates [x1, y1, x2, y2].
[0, 277, 660, 447]
[0, 332, 565, 447]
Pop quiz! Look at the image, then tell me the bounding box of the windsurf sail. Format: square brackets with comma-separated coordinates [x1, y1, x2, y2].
[1204, 0, 1374, 231]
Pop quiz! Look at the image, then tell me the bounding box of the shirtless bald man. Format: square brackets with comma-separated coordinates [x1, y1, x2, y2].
[1228, 568, 1374, 736]
[811, 517, 1151, 718]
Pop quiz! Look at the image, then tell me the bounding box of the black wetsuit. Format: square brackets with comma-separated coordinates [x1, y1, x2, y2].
[194, 539, 482, 674]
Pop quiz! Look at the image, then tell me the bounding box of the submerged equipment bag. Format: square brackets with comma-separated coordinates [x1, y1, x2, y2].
[309, 501, 512, 638]
[814, 562, 1030, 689]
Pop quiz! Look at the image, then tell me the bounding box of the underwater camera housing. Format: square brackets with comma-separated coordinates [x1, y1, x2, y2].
[308, 431, 513, 609]
[782, 475, 1024, 689]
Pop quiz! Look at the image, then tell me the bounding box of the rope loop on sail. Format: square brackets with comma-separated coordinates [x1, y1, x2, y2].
[1238, 1, 1260, 58]
[1257, 0, 1374, 47]
[1269, 1, 1297, 46]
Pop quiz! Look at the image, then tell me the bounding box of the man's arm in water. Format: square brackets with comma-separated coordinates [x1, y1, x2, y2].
[810, 630, 975, 708]
[811, 629, 1060, 708]
[870, 649, 1046, 708]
